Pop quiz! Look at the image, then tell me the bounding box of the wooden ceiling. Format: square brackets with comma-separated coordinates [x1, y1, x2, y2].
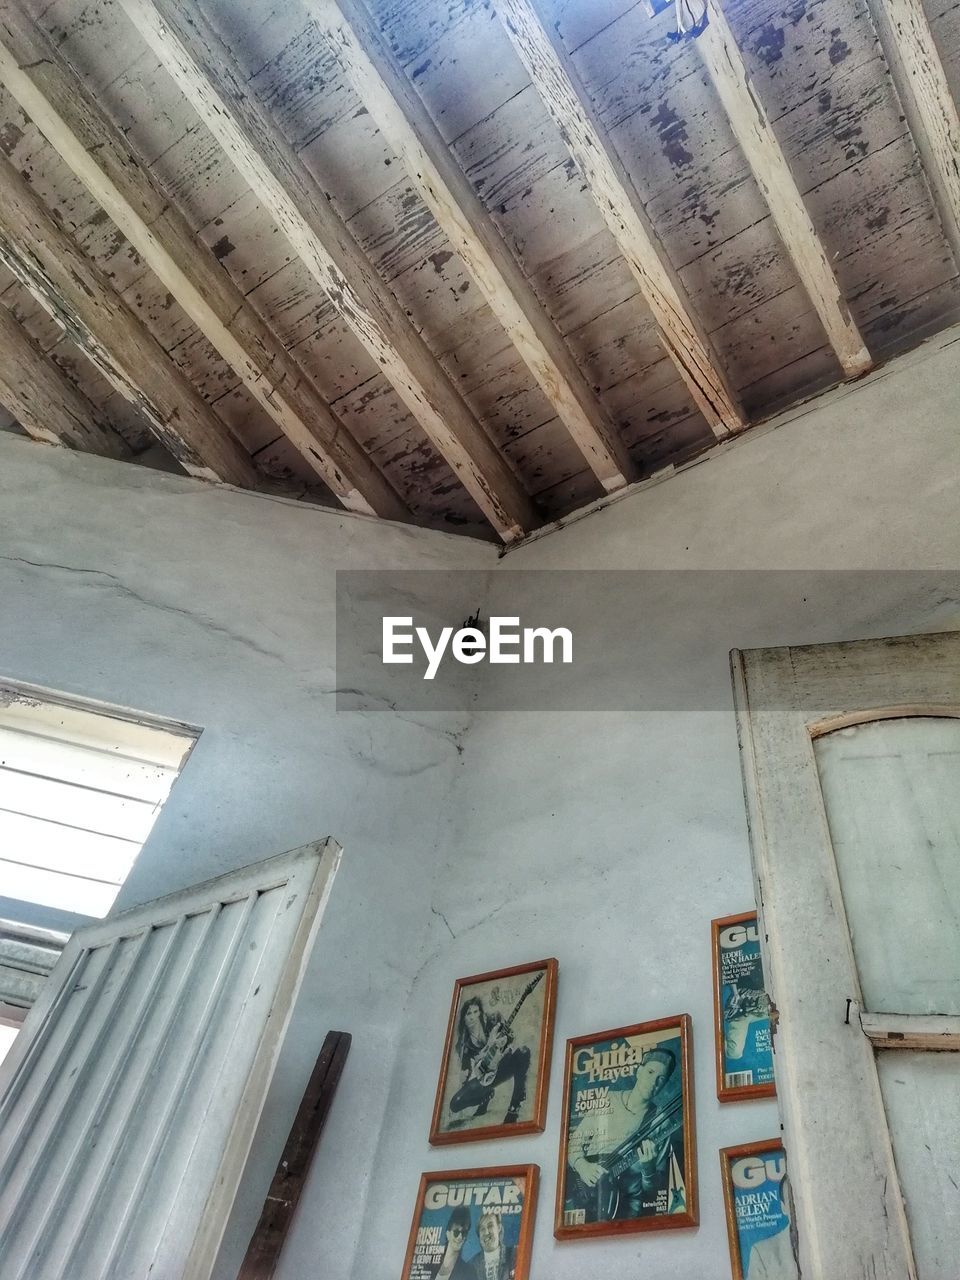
[0, 0, 958, 542]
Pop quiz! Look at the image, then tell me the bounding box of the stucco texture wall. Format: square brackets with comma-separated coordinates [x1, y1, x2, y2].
[0, 328, 958, 1279]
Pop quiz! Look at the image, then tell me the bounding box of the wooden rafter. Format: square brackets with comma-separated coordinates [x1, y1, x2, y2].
[695, 0, 873, 378]
[492, 0, 746, 438]
[311, 0, 636, 494]
[0, 3, 405, 521]
[118, 0, 538, 541]
[865, 0, 960, 274]
[0, 154, 256, 487]
[0, 302, 131, 459]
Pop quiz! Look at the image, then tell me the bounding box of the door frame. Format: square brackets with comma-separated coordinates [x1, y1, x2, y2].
[731, 630, 960, 1280]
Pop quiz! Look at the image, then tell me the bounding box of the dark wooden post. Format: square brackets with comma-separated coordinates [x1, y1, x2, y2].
[237, 1030, 351, 1278]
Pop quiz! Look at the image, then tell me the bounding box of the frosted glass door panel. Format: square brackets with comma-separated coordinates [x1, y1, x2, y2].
[877, 1052, 960, 1279]
[813, 717, 960, 1014]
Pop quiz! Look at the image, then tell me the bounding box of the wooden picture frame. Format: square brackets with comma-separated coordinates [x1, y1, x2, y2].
[554, 1013, 698, 1240]
[400, 1164, 539, 1280]
[429, 958, 558, 1146]
[712, 912, 776, 1102]
[720, 1140, 796, 1279]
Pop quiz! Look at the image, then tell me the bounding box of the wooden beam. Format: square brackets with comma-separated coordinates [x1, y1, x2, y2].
[865, 0, 960, 274]
[118, 0, 537, 540]
[0, 302, 131, 459]
[311, 0, 635, 494]
[0, 155, 257, 486]
[492, 0, 745, 438]
[238, 1031, 351, 1279]
[694, 0, 872, 378]
[0, 4, 405, 522]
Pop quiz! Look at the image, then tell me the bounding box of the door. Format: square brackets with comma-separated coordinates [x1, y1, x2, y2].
[731, 631, 960, 1280]
[0, 838, 341, 1280]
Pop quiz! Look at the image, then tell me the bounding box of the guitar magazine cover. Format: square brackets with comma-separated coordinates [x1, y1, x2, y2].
[430, 960, 557, 1144]
[713, 913, 775, 1100]
[557, 1015, 697, 1238]
[721, 1141, 798, 1280]
[401, 1167, 538, 1280]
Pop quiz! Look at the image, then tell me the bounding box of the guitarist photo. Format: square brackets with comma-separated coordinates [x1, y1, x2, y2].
[447, 992, 533, 1126]
[565, 1046, 681, 1222]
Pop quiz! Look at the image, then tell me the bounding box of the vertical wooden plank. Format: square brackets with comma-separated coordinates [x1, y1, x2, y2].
[492, 0, 747, 437]
[696, 0, 873, 378]
[0, 3, 407, 519]
[119, 0, 539, 540]
[866, 0, 960, 273]
[313, 0, 635, 493]
[237, 1031, 351, 1279]
[0, 303, 131, 458]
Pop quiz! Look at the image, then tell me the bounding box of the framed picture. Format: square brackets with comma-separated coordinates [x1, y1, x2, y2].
[429, 958, 557, 1145]
[720, 1140, 798, 1279]
[712, 912, 776, 1101]
[401, 1165, 539, 1280]
[555, 1013, 698, 1239]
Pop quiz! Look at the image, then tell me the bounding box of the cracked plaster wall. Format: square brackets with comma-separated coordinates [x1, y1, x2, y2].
[1, 326, 959, 1280]
[0, 435, 494, 1278]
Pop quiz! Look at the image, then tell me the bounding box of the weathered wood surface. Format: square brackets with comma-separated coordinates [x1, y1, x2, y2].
[119, 0, 539, 540]
[237, 1031, 351, 1280]
[695, 0, 872, 377]
[866, 0, 960, 273]
[0, 301, 130, 458]
[314, 0, 636, 492]
[0, 0, 957, 531]
[0, 153, 257, 485]
[492, 0, 747, 437]
[0, 4, 407, 518]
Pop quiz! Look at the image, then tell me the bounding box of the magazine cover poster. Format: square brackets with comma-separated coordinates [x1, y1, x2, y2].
[430, 960, 557, 1145]
[555, 1014, 698, 1239]
[401, 1166, 539, 1280]
[721, 1141, 798, 1280]
[713, 912, 776, 1101]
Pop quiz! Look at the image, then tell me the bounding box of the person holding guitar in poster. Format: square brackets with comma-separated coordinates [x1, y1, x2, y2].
[566, 1047, 681, 1222]
[448, 972, 543, 1126]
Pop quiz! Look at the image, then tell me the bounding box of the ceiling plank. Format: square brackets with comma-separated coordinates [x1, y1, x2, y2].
[0, 154, 256, 487]
[311, 0, 636, 495]
[695, 0, 873, 379]
[0, 302, 132, 460]
[491, 0, 746, 439]
[118, 0, 538, 541]
[865, 0, 960, 274]
[0, 4, 405, 522]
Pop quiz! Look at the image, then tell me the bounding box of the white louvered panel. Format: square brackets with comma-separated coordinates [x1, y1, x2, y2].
[0, 726, 179, 800]
[0, 840, 341, 1280]
[0, 861, 120, 917]
[0, 809, 140, 881]
[0, 770, 160, 842]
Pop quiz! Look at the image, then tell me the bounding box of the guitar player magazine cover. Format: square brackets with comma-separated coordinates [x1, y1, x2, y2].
[555, 1014, 698, 1239]
[429, 960, 558, 1145]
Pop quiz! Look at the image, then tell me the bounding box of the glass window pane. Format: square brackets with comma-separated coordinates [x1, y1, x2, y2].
[814, 717, 960, 1014]
[877, 1051, 960, 1279]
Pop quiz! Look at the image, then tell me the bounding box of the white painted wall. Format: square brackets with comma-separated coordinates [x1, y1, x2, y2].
[0, 329, 958, 1280]
[0, 437, 490, 1277]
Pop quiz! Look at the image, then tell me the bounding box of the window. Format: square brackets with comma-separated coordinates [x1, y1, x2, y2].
[0, 681, 197, 1065]
[0, 681, 197, 919]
